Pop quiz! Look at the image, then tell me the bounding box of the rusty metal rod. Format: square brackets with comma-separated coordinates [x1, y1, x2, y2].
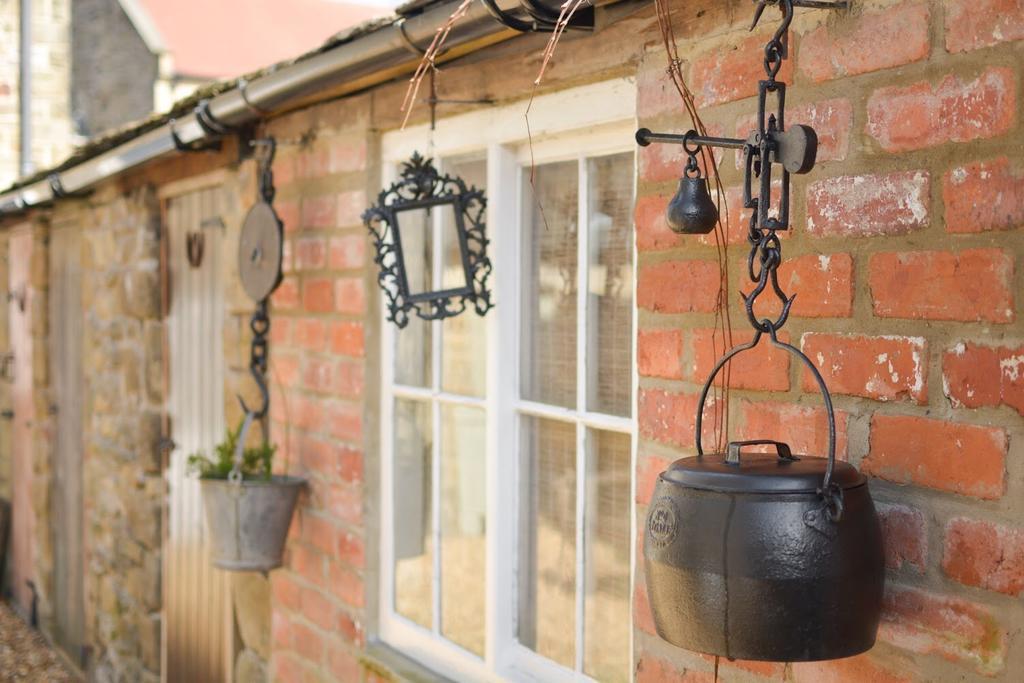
[635, 128, 747, 150]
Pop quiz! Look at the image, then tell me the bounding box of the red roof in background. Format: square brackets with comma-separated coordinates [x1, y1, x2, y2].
[136, 0, 388, 79]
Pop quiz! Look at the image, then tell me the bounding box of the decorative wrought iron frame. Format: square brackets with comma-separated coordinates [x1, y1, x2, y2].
[363, 152, 493, 328]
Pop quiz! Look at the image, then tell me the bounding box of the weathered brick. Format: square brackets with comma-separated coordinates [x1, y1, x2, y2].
[271, 276, 301, 310]
[801, 334, 927, 403]
[792, 653, 912, 683]
[943, 157, 1024, 233]
[330, 564, 365, 608]
[690, 30, 794, 107]
[337, 530, 366, 569]
[327, 646, 362, 682]
[943, 517, 1024, 596]
[271, 573, 302, 612]
[864, 415, 1006, 499]
[636, 652, 712, 683]
[328, 402, 363, 443]
[294, 237, 326, 271]
[636, 454, 671, 506]
[798, 1, 930, 82]
[301, 357, 335, 394]
[943, 342, 1024, 415]
[637, 260, 721, 313]
[637, 58, 683, 120]
[328, 137, 368, 174]
[635, 193, 681, 252]
[337, 190, 366, 228]
[335, 359, 365, 399]
[329, 321, 365, 358]
[329, 233, 366, 270]
[866, 67, 1016, 152]
[292, 621, 324, 663]
[633, 581, 657, 636]
[945, 0, 1024, 53]
[736, 99, 852, 166]
[689, 328, 790, 391]
[868, 248, 1015, 323]
[334, 277, 366, 315]
[806, 171, 929, 238]
[737, 400, 849, 459]
[637, 328, 684, 379]
[777, 253, 854, 318]
[880, 586, 1005, 675]
[301, 195, 336, 230]
[300, 586, 336, 631]
[876, 503, 927, 573]
[638, 389, 696, 448]
[293, 318, 327, 352]
[276, 200, 300, 233]
[302, 277, 334, 313]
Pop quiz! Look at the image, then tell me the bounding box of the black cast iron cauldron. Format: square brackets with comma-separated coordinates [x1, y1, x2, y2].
[644, 331, 885, 662]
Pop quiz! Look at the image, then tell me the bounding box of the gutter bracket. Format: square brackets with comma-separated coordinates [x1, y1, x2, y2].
[481, 0, 594, 33]
[47, 173, 90, 200]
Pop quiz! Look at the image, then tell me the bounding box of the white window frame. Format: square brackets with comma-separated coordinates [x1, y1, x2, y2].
[379, 78, 638, 683]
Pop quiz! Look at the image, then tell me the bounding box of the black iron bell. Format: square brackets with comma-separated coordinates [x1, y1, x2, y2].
[666, 154, 718, 234]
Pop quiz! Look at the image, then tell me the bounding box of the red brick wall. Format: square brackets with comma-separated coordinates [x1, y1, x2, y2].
[260, 98, 377, 682]
[635, 1, 1023, 681]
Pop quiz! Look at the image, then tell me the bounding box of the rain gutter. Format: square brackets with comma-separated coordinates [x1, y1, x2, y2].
[0, 0, 581, 215]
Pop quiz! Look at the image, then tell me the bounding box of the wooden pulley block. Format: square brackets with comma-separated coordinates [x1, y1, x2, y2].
[238, 200, 283, 302]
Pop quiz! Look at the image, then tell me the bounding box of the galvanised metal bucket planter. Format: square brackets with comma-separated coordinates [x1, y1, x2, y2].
[201, 476, 304, 572]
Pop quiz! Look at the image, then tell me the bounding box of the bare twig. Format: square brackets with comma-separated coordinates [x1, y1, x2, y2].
[654, 0, 734, 453]
[399, 0, 475, 129]
[534, 0, 592, 85]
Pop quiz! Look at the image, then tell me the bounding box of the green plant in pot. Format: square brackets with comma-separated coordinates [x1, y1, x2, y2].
[189, 415, 304, 572]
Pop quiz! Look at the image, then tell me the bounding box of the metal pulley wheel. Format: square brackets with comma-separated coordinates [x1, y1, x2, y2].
[238, 200, 283, 301]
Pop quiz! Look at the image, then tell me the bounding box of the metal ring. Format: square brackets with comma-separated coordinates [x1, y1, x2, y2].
[694, 324, 837, 495]
[682, 129, 701, 155]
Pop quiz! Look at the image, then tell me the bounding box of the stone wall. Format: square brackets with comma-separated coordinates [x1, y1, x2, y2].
[0, 0, 73, 187]
[70, 0, 157, 138]
[61, 186, 166, 682]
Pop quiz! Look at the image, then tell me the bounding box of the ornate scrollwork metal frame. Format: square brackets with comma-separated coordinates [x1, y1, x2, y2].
[363, 152, 493, 328]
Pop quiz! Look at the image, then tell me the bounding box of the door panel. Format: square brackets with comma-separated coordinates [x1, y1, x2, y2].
[49, 225, 85, 664]
[164, 188, 232, 683]
[8, 231, 34, 617]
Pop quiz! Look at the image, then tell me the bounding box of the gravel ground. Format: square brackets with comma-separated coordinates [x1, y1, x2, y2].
[0, 601, 75, 682]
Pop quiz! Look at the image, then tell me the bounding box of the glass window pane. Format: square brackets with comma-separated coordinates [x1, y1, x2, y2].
[442, 156, 487, 397]
[393, 398, 433, 629]
[396, 206, 434, 295]
[395, 317, 431, 388]
[440, 404, 487, 656]
[586, 152, 634, 417]
[521, 161, 579, 409]
[583, 429, 631, 682]
[518, 416, 576, 667]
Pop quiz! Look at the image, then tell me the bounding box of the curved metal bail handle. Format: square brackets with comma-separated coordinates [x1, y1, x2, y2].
[230, 410, 257, 484]
[694, 323, 838, 507]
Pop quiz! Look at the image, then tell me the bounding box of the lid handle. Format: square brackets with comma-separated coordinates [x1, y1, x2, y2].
[725, 439, 797, 465]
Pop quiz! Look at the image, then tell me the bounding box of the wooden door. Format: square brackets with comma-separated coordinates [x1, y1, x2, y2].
[163, 187, 233, 683]
[49, 224, 86, 664]
[7, 230, 34, 617]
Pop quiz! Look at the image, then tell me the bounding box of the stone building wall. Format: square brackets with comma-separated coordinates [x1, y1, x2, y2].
[70, 0, 158, 138]
[0, 0, 74, 188]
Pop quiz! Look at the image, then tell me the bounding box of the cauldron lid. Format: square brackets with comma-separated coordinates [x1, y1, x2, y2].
[661, 452, 865, 494]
